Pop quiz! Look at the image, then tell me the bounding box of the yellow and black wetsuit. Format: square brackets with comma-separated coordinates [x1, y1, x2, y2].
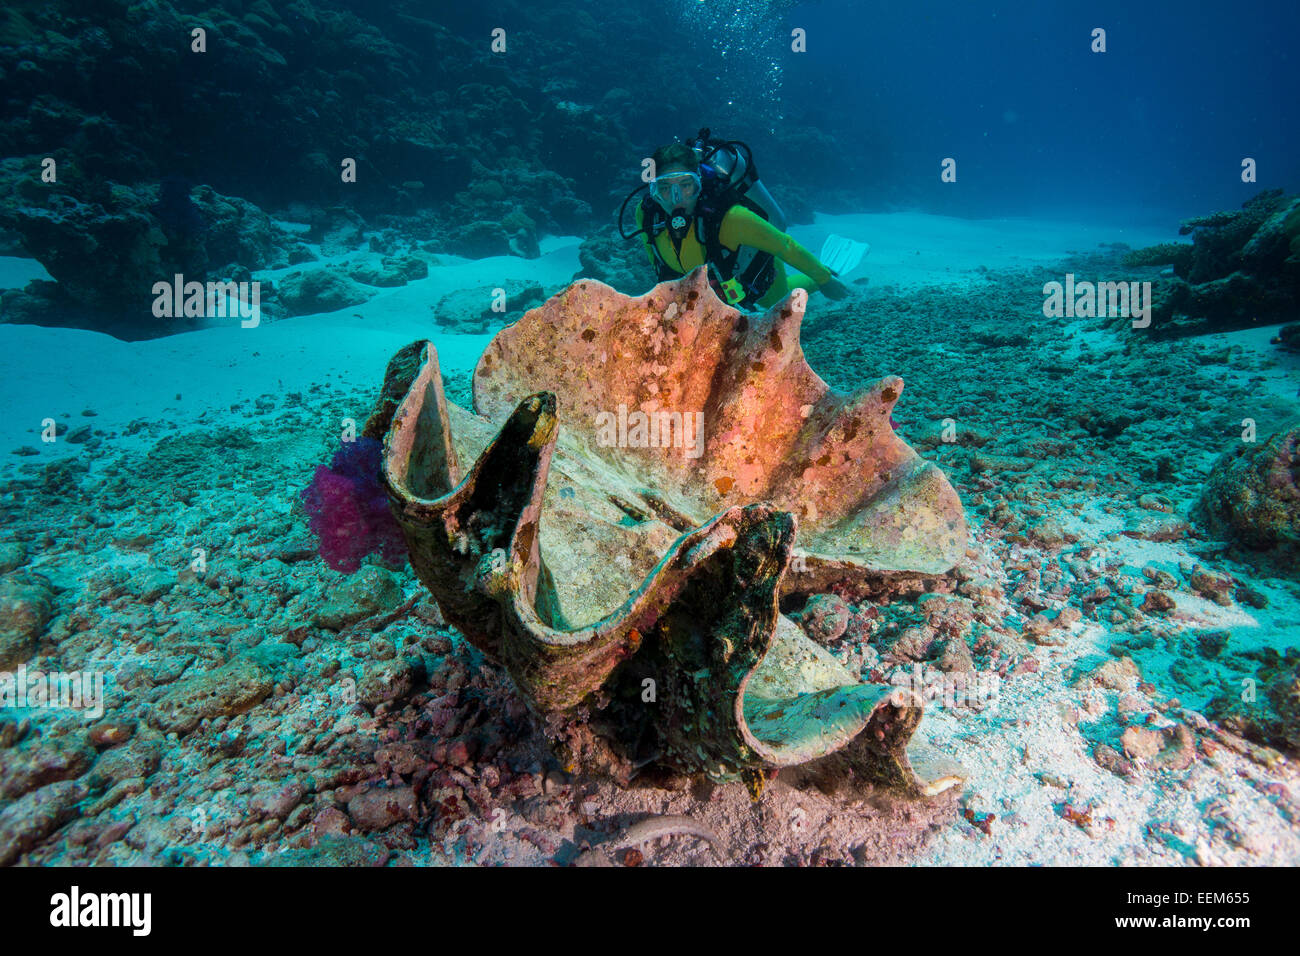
[636, 202, 833, 309]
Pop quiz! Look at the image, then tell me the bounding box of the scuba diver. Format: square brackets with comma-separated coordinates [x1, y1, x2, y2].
[619, 129, 861, 310]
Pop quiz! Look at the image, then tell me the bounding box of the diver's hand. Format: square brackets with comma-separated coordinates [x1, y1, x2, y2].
[819, 277, 851, 301]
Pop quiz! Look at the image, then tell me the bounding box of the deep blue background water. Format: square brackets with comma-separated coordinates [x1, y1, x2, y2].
[770, 0, 1300, 223]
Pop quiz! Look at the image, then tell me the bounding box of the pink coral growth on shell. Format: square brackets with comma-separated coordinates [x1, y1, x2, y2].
[302, 437, 406, 572]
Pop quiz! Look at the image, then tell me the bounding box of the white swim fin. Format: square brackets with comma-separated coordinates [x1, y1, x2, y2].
[819, 234, 870, 278]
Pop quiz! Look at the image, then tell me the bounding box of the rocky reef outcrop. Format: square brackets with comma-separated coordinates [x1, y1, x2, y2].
[432, 280, 548, 334]
[0, 160, 308, 335]
[1271, 322, 1300, 353]
[374, 270, 969, 797]
[1206, 649, 1300, 755]
[1124, 189, 1300, 337]
[575, 227, 655, 294]
[0, 1, 891, 269]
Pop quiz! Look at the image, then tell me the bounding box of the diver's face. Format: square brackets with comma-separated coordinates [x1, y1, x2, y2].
[651, 165, 701, 215]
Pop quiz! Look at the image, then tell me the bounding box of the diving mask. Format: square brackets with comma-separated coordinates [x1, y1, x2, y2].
[649, 170, 701, 211]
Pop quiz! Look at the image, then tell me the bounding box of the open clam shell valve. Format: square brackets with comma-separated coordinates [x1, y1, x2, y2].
[378, 269, 969, 796]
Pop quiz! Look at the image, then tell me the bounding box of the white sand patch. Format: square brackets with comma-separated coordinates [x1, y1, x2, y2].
[0, 255, 52, 290]
[917, 622, 1300, 865]
[1057, 500, 1125, 539]
[0, 238, 583, 463]
[1166, 590, 1259, 630]
[789, 212, 1178, 290]
[1106, 531, 1196, 570]
[1198, 323, 1300, 405]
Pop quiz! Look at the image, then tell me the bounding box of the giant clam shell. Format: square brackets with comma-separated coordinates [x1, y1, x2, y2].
[376, 269, 969, 796]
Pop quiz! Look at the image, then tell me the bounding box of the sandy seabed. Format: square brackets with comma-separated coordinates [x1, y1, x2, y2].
[0, 212, 1296, 867]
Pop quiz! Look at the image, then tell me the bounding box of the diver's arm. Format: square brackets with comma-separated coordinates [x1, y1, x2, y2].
[720, 207, 835, 285]
[635, 204, 658, 272]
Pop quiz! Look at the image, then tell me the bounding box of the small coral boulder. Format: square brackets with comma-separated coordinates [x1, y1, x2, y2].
[1196, 423, 1300, 570]
[0, 573, 54, 668]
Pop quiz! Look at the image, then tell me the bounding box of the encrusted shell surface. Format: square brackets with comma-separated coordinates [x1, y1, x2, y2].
[378, 271, 969, 795]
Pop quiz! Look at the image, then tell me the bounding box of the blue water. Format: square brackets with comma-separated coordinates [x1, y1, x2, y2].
[778, 0, 1300, 222]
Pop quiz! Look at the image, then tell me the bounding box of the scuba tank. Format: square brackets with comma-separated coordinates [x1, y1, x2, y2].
[617, 128, 787, 310]
[687, 128, 786, 230]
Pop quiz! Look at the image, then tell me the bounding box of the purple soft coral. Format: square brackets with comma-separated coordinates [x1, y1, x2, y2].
[301, 437, 407, 572]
